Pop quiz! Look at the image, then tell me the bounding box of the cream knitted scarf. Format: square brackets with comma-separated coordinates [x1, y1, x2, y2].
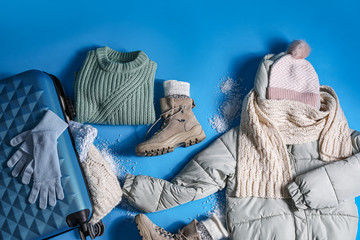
[235, 86, 352, 198]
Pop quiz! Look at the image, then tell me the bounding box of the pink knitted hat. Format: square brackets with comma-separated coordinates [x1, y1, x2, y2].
[267, 40, 320, 108]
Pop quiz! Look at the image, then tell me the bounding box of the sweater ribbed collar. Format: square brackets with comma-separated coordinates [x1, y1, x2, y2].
[96, 46, 149, 73]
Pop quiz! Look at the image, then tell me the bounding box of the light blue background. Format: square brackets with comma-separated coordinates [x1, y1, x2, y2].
[1, 0, 360, 239]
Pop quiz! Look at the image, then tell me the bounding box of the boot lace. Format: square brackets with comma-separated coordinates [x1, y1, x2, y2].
[144, 105, 185, 140]
[155, 227, 187, 239]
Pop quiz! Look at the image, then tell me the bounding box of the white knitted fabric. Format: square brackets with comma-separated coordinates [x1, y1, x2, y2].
[82, 144, 123, 223]
[69, 121, 122, 223]
[235, 86, 352, 198]
[268, 55, 320, 108]
[201, 215, 228, 240]
[163, 80, 190, 97]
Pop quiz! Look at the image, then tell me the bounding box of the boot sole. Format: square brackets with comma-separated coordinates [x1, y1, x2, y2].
[136, 125, 206, 157]
[135, 215, 151, 240]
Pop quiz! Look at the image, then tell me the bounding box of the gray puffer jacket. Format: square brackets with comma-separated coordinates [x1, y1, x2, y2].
[123, 53, 360, 240]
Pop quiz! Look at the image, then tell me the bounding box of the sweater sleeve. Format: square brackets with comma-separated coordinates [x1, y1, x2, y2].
[122, 127, 238, 213]
[287, 130, 360, 210]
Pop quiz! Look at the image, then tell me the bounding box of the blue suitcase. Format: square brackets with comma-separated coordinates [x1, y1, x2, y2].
[0, 70, 102, 240]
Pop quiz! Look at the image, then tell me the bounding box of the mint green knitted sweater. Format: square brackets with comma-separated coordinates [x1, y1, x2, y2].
[74, 47, 157, 125]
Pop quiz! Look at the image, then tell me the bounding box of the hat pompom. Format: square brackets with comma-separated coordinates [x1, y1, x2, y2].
[287, 40, 311, 59]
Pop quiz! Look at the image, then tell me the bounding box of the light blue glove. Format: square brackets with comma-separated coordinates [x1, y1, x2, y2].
[7, 129, 34, 183]
[7, 110, 68, 184]
[7, 110, 68, 209]
[28, 131, 65, 209]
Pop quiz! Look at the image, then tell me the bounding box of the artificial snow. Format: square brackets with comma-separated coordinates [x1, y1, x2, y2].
[202, 191, 228, 239]
[95, 137, 137, 182]
[209, 76, 246, 133]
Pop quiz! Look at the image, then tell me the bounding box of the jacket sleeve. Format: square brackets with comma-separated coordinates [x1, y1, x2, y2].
[287, 130, 360, 210]
[122, 127, 238, 212]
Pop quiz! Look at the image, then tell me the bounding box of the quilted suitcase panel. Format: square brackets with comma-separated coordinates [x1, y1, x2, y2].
[0, 70, 92, 240]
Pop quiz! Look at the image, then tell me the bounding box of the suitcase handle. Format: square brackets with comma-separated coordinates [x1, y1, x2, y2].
[45, 72, 76, 121]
